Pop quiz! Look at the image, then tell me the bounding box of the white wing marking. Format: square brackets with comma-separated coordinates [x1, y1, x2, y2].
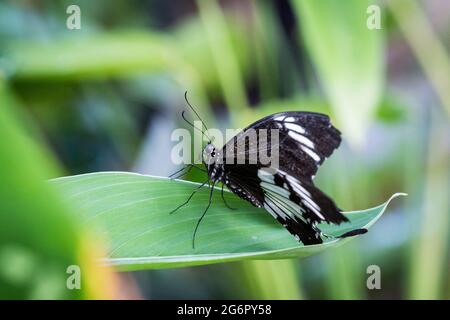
[301, 146, 321, 162]
[261, 182, 290, 198]
[288, 131, 315, 149]
[274, 170, 325, 221]
[257, 168, 275, 183]
[302, 200, 325, 220]
[285, 123, 305, 134]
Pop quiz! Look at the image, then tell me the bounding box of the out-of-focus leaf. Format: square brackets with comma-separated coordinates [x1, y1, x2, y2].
[244, 96, 406, 128]
[173, 14, 252, 96]
[53, 172, 405, 271]
[408, 114, 449, 299]
[196, 0, 249, 113]
[6, 32, 180, 80]
[291, 0, 384, 146]
[0, 81, 116, 299]
[388, 0, 450, 118]
[375, 98, 407, 123]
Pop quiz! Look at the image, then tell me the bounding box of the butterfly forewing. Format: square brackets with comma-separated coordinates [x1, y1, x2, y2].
[224, 112, 341, 180]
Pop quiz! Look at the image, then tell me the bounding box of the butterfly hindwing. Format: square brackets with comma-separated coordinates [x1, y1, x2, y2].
[224, 164, 326, 245]
[258, 167, 347, 224]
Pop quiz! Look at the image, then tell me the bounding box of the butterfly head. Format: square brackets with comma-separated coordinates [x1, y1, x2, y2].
[202, 143, 217, 165]
[202, 143, 223, 180]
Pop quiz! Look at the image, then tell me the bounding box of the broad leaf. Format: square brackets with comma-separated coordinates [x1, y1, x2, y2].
[53, 172, 404, 271]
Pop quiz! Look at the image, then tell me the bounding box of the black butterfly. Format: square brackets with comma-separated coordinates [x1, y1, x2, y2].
[171, 92, 367, 248]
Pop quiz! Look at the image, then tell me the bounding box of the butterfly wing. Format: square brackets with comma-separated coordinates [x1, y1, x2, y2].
[221, 112, 346, 245]
[223, 164, 326, 244]
[223, 111, 341, 181]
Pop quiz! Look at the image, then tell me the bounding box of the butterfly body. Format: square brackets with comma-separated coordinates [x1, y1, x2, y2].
[201, 111, 361, 245]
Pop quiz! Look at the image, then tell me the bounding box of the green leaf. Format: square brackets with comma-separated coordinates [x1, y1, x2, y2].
[6, 32, 180, 81]
[291, 0, 384, 146]
[53, 172, 405, 271]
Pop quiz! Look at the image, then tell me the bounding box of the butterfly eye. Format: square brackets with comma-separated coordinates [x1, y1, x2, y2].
[211, 151, 216, 157]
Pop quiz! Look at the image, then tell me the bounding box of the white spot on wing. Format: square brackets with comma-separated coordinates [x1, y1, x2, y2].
[263, 203, 278, 219]
[274, 116, 285, 121]
[288, 131, 315, 149]
[286, 178, 323, 220]
[301, 193, 321, 211]
[257, 169, 275, 183]
[264, 200, 289, 219]
[285, 123, 305, 134]
[302, 200, 325, 220]
[261, 182, 290, 198]
[301, 146, 321, 162]
[261, 168, 328, 223]
[284, 117, 296, 122]
[289, 180, 312, 198]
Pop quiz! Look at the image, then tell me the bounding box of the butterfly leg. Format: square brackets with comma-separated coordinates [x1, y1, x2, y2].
[169, 178, 209, 214]
[192, 181, 216, 249]
[169, 164, 206, 180]
[169, 165, 190, 179]
[221, 184, 237, 210]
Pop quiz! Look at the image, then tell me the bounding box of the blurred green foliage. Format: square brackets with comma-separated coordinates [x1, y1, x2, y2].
[0, 0, 448, 299]
[0, 81, 83, 299]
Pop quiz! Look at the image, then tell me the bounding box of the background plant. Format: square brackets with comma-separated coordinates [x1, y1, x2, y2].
[0, 0, 449, 299]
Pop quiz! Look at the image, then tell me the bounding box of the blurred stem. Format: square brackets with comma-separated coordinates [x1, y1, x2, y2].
[196, 0, 250, 115]
[291, 0, 384, 147]
[408, 115, 449, 299]
[321, 151, 366, 299]
[323, 243, 363, 300]
[172, 64, 213, 121]
[240, 260, 303, 299]
[402, 105, 426, 299]
[250, 0, 278, 101]
[388, 0, 450, 118]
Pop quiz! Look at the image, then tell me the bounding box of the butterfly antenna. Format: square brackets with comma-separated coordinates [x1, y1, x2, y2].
[184, 91, 209, 131]
[184, 91, 212, 142]
[181, 110, 209, 140]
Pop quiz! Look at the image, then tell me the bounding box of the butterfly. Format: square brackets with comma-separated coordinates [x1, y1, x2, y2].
[171, 92, 367, 248]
